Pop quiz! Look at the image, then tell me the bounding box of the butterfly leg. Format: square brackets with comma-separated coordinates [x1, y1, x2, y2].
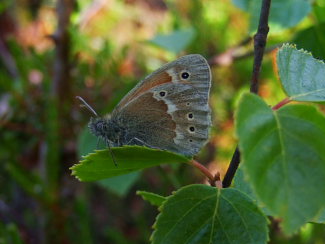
[127, 137, 152, 148]
[96, 138, 101, 149]
[105, 139, 118, 166]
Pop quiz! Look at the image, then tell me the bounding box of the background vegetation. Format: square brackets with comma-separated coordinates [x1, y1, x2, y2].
[1, 0, 325, 243]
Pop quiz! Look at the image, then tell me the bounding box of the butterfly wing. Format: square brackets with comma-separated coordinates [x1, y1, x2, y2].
[111, 54, 211, 156]
[115, 54, 211, 110]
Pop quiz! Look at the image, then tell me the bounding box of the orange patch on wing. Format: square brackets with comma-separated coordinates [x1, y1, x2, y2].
[119, 71, 172, 108]
[135, 71, 172, 95]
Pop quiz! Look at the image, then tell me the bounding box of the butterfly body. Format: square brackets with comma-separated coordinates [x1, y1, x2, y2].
[88, 54, 211, 156]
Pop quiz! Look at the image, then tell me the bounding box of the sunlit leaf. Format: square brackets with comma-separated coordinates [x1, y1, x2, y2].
[236, 93, 325, 233]
[78, 127, 139, 195]
[71, 146, 190, 181]
[277, 44, 325, 101]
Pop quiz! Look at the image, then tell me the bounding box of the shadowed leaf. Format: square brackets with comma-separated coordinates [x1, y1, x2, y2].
[151, 185, 268, 244]
[137, 191, 166, 207]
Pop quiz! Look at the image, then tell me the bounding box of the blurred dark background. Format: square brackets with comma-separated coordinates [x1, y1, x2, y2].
[1, 0, 325, 243]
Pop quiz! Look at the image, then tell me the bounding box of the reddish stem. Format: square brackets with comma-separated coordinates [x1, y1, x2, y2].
[272, 97, 291, 110]
[190, 160, 217, 187]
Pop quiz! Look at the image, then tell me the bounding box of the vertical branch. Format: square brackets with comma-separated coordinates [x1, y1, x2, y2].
[250, 0, 271, 94]
[52, 0, 74, 100]
[46, 0, 74, 194]
[44, 0, 74, 243]
[222, 0, 271, 188]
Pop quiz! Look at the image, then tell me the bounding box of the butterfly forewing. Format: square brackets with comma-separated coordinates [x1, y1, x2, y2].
[110, 54, 211, 156]
[115, 54, 211, 110]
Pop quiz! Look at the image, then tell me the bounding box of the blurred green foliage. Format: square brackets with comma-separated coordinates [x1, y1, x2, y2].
[1, 0, 325, 243]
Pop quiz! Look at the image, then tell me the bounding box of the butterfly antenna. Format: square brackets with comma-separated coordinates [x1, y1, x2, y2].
[76, 96, 98, 117]
[106, 140, 118, 167]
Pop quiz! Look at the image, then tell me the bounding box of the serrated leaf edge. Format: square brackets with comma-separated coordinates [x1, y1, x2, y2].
[277, 43, 325, 102]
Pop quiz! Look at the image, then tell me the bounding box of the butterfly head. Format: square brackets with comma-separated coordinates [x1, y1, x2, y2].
[76, 96, 113, 141]
[89, 117, 110, 138]
[88, 116, 122, 146]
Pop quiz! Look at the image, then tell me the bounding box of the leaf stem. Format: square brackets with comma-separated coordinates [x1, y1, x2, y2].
[272, 97, 291, 110]
[190, 160, 218, 187]
[222, 0, 272, 188]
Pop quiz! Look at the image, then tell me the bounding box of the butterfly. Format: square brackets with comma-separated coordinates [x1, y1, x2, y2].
[78, 54, 211, 158]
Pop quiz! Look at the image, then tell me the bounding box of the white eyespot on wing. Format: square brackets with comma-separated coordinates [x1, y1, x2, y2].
[188, 126, 196, 133]
[173, 128, 207, 156]
[152, 91, 178, 113]
[179, 70, 191, 80]
[187, 112, 194, 120]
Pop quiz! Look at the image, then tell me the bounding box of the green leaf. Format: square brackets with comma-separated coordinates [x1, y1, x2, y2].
[71, 146, 190, 181]
[137, 191, 166, 207]
[149, 28, 196, 53]
[77, 126, 99, 158]
[151, 185, 268, 244]
[233, 167, 255, 198]
[98, 172, 140, 196]
[236, 93, 325, 233]
[311, 208, 325, 224]
[0, 223, 24, 244]
[77, 125, 107, 159]
[232, 0, 249, 10]
[77, 127, 139, 195]
[293, 23, 325, 61]
[0, 0, 11, 15]
[277, 44, 325, 102]
[234, 167, 273, 216]
[233, 0, 311, 32]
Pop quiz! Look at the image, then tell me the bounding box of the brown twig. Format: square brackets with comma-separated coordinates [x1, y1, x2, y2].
[232, 44, 280, 63]
[222, 0, 272, 188]
[209, 37, 252, 66]
[250, 0, 271, 94]
[222, 147, 241, 188]
[209, 38, 280, 67]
